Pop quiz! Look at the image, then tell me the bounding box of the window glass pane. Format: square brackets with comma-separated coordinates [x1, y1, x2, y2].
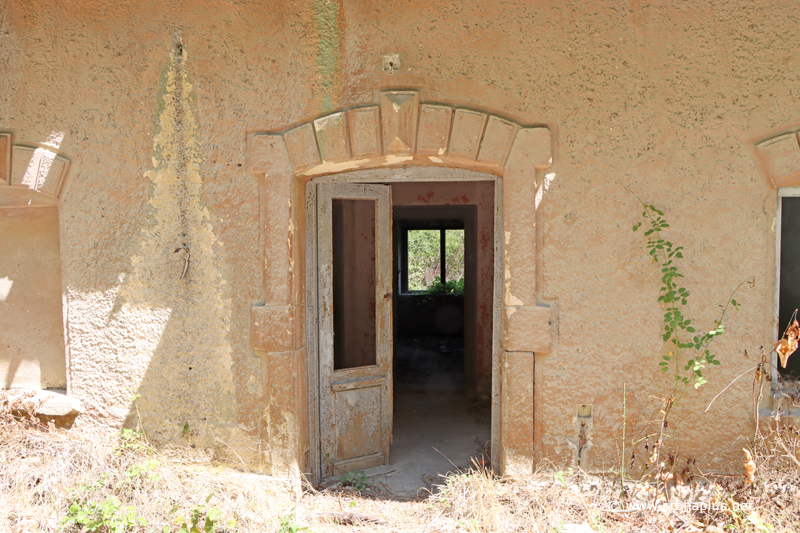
[445, 229, 465, 288]
[407, 229, 441, 291]
[332, 199, 376, 370]
[779, 196, 800, 378]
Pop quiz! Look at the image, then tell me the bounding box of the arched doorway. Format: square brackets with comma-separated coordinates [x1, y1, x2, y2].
[0, 132, 71, 392]
[248, 90, 556, 482]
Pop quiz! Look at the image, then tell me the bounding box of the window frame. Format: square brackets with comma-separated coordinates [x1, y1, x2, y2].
[398, 220, 464, 294]
[774, 187, 800, 393]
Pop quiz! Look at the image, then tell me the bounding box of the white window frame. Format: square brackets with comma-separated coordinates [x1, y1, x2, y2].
[774, 187, 800, 395]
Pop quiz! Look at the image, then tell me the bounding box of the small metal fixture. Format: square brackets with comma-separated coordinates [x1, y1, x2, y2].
[174, 245, 191, 279]
[382, 54, 400, 75]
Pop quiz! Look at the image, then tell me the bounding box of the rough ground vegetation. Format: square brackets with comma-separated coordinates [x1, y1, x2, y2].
[1, 392, 798, 532]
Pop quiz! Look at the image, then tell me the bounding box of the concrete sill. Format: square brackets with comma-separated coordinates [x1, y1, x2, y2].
[771, 381, 800, 399]
[6, 388, 83, 427]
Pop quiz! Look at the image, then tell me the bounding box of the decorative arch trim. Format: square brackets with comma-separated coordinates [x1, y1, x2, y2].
[246, 90, 557, 478]
[749, 123, 800, 189]
[0, 132, 72, 201]
[247, 90, 555, 179]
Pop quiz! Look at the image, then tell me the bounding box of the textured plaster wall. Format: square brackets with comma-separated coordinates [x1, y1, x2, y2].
[65, 42, 257, 457]
[1, 0, 797, 470]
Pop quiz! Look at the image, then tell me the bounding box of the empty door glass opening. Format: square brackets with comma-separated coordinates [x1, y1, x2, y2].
[778, 193, 800, 380]
[332, 198, 377, 370]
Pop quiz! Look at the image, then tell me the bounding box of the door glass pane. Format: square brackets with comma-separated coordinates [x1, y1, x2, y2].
[332, 199, 377, 370]
[445, 229, 465, 288]
[779, 196, 800, 378]
[407, 229, 440, 291]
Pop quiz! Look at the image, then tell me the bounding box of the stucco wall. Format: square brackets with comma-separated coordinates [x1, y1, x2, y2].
[1, 0, 796, 472]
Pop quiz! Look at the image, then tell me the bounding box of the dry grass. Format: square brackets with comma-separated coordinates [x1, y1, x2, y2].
[0, 392, 295, 532]
[1, 390, 798, 533]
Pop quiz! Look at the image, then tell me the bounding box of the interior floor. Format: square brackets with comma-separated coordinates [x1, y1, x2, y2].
[364, 389, 490, 497]
[361, 334, 489, 497]
[394, 335, 464, 391]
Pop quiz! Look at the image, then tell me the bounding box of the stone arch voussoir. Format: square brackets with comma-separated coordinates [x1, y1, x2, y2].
[248, 90, 554, 179]
[749, 124, 800, 189]
[0, 132, 72, 200]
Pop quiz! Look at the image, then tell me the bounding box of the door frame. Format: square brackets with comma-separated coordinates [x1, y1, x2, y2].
[305, 167, 504, 482]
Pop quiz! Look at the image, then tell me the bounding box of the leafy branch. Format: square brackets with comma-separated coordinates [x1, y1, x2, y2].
[631, 198, 750, 501]
[633, 203, 745, 396]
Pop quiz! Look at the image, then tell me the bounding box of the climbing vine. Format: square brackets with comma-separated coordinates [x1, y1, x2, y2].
[633, 203, 746, 395]
[630, 199, 750, 498]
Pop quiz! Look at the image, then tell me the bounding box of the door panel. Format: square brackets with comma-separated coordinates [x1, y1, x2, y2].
[318, 183, 392, 476]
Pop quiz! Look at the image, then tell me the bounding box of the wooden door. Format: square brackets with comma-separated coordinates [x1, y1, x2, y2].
[317, 183, 393, 476]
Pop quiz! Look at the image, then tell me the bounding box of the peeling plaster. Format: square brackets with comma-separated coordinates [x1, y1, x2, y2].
[505, 294, 524, 307]
[0, 277, 12, 302]
[382, 155, 413, 165]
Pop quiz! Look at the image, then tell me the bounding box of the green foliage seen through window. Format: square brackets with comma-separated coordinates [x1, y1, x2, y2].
[407, 229, 464, 291]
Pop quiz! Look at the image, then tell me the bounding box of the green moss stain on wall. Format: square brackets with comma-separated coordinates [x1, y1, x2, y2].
[313, 0, 340, 111]
[120, 39, 253, 460]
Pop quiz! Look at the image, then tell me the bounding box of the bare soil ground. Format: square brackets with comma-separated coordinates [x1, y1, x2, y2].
[1, 391, 798, 533]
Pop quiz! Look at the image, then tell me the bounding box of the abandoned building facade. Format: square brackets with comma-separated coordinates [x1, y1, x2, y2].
[1, 1, 800, 481]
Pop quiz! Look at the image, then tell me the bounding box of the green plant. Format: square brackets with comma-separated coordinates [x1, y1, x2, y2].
[78, 472, 110, 493]
[118, 459, 160, 488]
[323, 452, 335, 476]
[552, 468, 572, 489]
[62, 497, 146, 533]
[457, 517, 478, 530]
[633, 203, 744, 393]
[424, 276, 465, 296]
[631, 198, 749, 495]
[418, 275, 465, 305]
[277, 507, 308, 533]
[590, 516, 608, 532]
[117, 428, 147, 453]
[339, 470, 371, 491]
[168, 493, 235, 533]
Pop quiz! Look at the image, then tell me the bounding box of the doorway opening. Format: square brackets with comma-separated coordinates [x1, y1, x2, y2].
[308, 173, 498, 494]
[389, 194, 492, 495]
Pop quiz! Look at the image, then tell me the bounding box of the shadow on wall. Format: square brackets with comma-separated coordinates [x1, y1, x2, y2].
[67, 40, 257, 464]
